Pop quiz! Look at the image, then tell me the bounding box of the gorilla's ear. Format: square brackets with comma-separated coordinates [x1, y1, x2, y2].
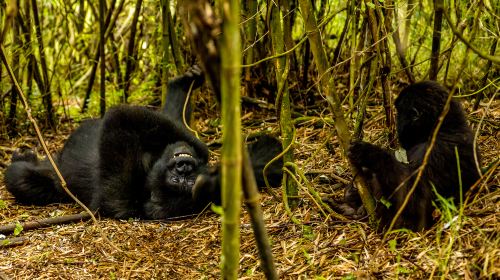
[411, 107, 420, 121]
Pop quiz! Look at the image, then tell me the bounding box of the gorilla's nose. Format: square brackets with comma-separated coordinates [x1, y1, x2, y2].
[176, 161, 194, 174]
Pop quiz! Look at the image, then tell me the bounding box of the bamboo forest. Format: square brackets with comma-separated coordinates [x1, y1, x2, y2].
[0, 0, 498, 279]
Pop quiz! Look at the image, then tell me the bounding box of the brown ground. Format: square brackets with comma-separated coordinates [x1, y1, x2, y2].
[0, 98, 498, 279]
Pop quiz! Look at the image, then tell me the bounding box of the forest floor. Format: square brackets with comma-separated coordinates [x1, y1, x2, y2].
[0, 94, 498, 279]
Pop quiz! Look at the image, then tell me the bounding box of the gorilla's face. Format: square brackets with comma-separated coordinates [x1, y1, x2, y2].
[163, 142, 201, 192]
[157, 142, 203, 194]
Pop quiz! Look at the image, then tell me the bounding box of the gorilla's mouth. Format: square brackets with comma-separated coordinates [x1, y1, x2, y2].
[174, 153, 193, 158]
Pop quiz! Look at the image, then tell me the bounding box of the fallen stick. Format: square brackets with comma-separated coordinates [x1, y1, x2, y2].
[0, 212, 92, 235]
[0, 236, 28, 248]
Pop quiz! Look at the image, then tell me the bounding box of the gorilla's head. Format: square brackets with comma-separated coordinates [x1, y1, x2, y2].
[148, 141, 204, 194]
[395, 80, 466, 150]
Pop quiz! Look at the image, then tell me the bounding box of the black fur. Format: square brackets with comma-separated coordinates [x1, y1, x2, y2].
[4, 67, 283, 219]
[193, 135, 284, 197]
[248, 135, 283, 188]
[347, 81, 481, 231]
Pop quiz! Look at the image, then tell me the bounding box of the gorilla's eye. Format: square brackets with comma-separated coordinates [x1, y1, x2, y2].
[411, 107, 420, 121]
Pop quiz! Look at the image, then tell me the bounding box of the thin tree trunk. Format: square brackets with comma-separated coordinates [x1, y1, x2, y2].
[401, 0, 414, 53]
[16, 11, 45, 103]
[122, 0, 143, 102]
[271, 2, 298, 208]
[7, 16, 20, 136]
[353, 25, 374, 141]
[372, 1, 396, 147]
[23, 0, 33, 98]
[348, 0, 360, 107]
[111, 39, 123, 87]
[301, 40, 310, 90]
[429, 0, 443, 80]
[391, 23, 415, 83]
[298, 0, 375, 217]
[473, 39, 498, 110]
[220, 0, 242, 278]
[31, 0, 54, 127]
[0, 0, 17, 44]
[388, 0, 415, 83]
[353, 51, 376, 141]
[243, 1, 257, 84]
[81, 0, 120, 113]
[281, 1, 296, 82]
[98, 0, 106, 116]
[332, 4, 350, 67]
[166, 2, 183, 74]
[160, 0, 171, 106]
[76, 0, 85, 32]
[242, 149, 278, 280]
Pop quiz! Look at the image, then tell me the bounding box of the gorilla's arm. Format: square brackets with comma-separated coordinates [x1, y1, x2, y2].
[348, 141, 410, 199]
[101, 106, 208, 159]
[347, 141, 418, 229]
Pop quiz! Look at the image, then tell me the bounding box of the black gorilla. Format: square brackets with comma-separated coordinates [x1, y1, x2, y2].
[4, 67, 283, 219]
[347, 81, 481, 231]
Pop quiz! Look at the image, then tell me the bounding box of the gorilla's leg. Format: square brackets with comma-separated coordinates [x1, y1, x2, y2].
[4, 120, 102, 207]
[247, 135, 283, 189]
[192, 135, 284, 204]
[162, 66, 204, 123]
[4, 150, 69, 205]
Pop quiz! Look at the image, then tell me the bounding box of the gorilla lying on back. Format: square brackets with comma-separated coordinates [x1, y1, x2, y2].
[4, 67, 283, 219]
[347, 81, 481, 231]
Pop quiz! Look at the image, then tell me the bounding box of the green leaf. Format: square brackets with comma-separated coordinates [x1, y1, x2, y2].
[20, 213, 30, 219]
[366, 2, 375, 9]
[211, 204, 223, 215]
[394, 148, 408, 163]
[342, 273, 356, 280]
[14, 222, 23, 236]
[302, 225, 315, 241]
[380, 197, 392, 209]
[0, 200, 6, 210]
[388, 239, 397, 252]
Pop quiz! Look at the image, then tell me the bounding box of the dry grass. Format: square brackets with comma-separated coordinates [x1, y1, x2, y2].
[0, 99, 498, 279]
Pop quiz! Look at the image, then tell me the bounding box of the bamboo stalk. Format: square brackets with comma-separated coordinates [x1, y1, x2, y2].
[98, 0, 106, 116]
[220, 0, 242, 278]
[270, 2, 298, 208]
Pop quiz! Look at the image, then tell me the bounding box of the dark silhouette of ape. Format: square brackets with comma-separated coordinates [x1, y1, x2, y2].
[347, 81, 481, 231]
[4, 67, 283, 219]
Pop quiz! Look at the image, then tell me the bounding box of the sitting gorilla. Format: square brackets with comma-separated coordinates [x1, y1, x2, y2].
[347, 81, 481, 231]
[4, 67, 283, 219]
